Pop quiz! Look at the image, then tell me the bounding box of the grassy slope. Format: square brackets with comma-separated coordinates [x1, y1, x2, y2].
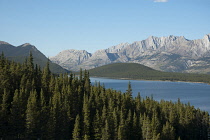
[88, 63, 210, 83]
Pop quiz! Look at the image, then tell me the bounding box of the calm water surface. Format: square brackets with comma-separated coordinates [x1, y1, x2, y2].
[91, 77, 210, 113]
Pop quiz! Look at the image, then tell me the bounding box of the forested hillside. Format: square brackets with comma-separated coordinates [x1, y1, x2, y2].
[0, 41, 69, 74]
[0, 53, 209, 140]
[89, 63, 210, 84]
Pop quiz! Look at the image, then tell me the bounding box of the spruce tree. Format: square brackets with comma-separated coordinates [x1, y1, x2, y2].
[0, 89, 11, 138]
[117, 109, 125, 140]
[48, 82, 63, 139]
[10, 89, 25, 139]
[142, 113, 153, 140]
[42, 59, 51, 96]
[39, 89, 48, 139]
[93, 110, 102, 140]
[83, 94, 91, 140]
[101, 119, 111, 140]
[72, 114, 81, 140]
[25, 90, 40, 139]
[161, 121, 175, 140]
[125, 109, 133, 139]
[126, 81, 132, 96]
[132, 111, 142, 140]
[28, 52, 34, 76]
[112, 108, 119, 140]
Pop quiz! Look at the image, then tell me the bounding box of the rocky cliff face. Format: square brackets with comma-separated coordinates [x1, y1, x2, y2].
[50, 49, 92, 70]
[50, 34, 210, 73]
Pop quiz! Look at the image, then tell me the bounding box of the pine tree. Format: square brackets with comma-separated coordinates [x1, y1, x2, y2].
[0, 89, 11, 139]
[126, 81, 132, 96]
[132, 111, 142, 140]
[48, 82, 63, 139]
[25, 90, 40, 139]
[101, 105, 107, 126]
[135, 92, 142, 114]
[10, 89, 25, 139]
[112, 108, 119, 140]
[101, 119, 111, 140]
[117, 109, 125, 140]
[151, 109, 161, 139]
[83, 94, 91, 140]
[84, 76, 90, 94]
[42, 59, 51, 96]
[93, 110, 102, 140]
[28, 52, 34, 76]
[39, 89, 48, 139]
[142, 113, 153, 140]
[161, 121, 175, 140]
[72, 114, 81, 140]
[125, 109, 133, 139]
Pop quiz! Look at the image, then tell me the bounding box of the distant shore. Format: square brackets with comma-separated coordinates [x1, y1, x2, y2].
[90, 76, 210, 85]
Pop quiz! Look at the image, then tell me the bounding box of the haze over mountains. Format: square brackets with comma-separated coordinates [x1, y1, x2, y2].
[0, 41, 68, 74]
[50, 34, 210, 73]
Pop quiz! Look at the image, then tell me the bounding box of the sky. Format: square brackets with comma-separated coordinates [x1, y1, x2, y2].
[0, 0, 209, 57]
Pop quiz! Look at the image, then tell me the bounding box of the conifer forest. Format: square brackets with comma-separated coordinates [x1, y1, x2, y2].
[0, 53, 209, 140]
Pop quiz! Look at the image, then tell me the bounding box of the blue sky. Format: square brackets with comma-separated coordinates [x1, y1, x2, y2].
[0, 0, 209, 56]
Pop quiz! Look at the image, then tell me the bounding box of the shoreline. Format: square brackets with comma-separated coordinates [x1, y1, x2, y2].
[90, 76, 210, 85]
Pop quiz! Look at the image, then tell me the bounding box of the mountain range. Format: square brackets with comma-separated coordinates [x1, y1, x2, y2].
[50, 34, 210, 73]
[0, 41, 68, 74]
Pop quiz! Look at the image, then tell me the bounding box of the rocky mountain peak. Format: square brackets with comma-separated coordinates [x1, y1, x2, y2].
[106, 43, 129, 53]
[50, 49, 92, 70]
[0, 41, 11, 45]
[18, 43, 39, 52]
[21, 43, 32, 47]
[146, 36, 159, 42]
[147, 36, 155, 39]
[203, 34, 210, 42]
[202, 34, 210, 50]
[53, 49, 92, 59]
[50, 33, 210, 73]
[61, 49, 90, 54]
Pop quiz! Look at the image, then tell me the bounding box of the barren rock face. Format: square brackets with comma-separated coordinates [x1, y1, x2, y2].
[50, 34, 210, 73]
[50, 50, 92, 71]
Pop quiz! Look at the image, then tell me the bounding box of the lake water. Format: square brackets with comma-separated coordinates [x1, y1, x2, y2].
[90, 77, 210, 113]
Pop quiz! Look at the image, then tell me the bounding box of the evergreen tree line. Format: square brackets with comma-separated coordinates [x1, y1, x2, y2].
[88, 63, 210, 84]
[0, 53, 209, 140]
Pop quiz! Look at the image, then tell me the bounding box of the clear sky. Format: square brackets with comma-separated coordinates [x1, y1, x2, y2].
[0, 0, 209, 57]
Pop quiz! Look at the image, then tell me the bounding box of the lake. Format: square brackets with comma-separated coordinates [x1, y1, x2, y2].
[90, 77, 210, 113]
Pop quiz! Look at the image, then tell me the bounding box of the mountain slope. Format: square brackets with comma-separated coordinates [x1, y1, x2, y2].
[88, 63, 210, 83]
[51, 34, 210, 73]
[50, 49, 92, 71]
[0, 41, 69, 74]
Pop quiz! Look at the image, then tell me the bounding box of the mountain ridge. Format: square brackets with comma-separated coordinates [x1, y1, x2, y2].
[50, 33, 210, 73]
[0, 41, 69, 74]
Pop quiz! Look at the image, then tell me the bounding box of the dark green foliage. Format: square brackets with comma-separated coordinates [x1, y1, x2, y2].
[25, 90, 40, 139]
[0, 55, 209, 139]
[0, 42, 69, 74]
[88, 63, 210, 84]
[73, 114, 81, 140]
